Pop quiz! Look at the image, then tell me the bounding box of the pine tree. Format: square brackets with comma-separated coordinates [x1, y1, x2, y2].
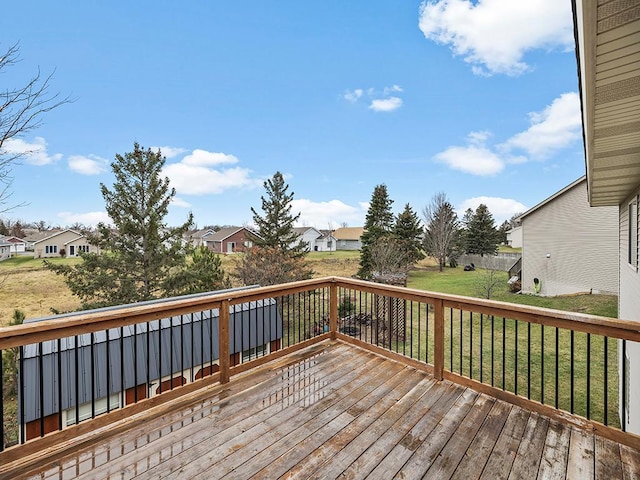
[466, 204, 499, 257]
[46, 143, 199, 308]
[460, 207, 474, 254]
[358, 184, 394, 279]
[394, 203, 425, 266]
[497, 220, 510, 245]
[240, 171, 312, 286]
[423, 193, 460, 271]
[251, 172, 306, 257]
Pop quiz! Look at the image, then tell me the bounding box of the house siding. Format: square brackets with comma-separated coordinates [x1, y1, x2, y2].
[211, 230, 256, 254]
[521, 180, 618, 296]
[620, 187, 640, 433]
[34, 231, 86, 258]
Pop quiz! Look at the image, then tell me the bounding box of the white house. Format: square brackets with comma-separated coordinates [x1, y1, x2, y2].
[518, 177, 618, 297]
[0, 236, 26, 254]
[292, 227, 336, 252]
[575, 0, 640, 434]
[505, 226, 522, 248]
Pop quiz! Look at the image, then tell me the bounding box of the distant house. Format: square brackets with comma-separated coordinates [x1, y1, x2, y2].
[318, 230, 337, 252]
[333, 227, 364, 251]
[23, 230, 62, 252]
[187, 228, 217, 248]
[0, 239, 11, 261]
[32, 229, 100, 259]
[19, 287, 282, 441]
[0, 236, 26, 254]
[206, 227, 260, 254]
[292, 227, 336, 252]
[506, 226, 522, 248]
[518, 177, 618, 296]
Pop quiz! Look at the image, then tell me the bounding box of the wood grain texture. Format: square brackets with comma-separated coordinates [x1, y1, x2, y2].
[2, 341, 639, 480]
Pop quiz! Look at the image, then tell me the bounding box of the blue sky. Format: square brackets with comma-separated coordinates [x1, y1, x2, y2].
[2, 1, 582, 230]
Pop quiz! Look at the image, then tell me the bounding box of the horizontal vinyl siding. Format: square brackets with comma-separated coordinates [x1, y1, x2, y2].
[619, 188, 640, 434]
[620, 189, 640, 321]
[521, 181, 618, 296]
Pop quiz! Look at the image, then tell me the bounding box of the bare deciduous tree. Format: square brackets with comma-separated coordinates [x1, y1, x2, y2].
[0, 43, 70, 210]
[423, 193, 460, 272]
[475, 260, 504, 299]
[369, 237, 412, 278]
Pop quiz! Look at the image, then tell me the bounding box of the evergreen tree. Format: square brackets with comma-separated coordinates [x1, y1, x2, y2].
[358, 184, 394, 279]
[497, 220, 510, 245]
[251, 171, 306, 257]
[394, 203, 425, 266]
[466, 204, 499, 257]
[460, 207, 474, 254]
[233, 246, 313, 286]
[46, 143, 202, 308]
[423, 193, 460, 272]
[167, 246, 231, 295]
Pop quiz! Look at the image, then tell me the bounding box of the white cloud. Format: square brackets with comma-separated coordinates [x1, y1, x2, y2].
[344, 89, 364, 103]
[457, 196, 528, 223]
[181, 149, 239, 166]
[2, 137, 62, 166]
[291, 199, 367, 228]
[434, 131, 506, 175]
[419, 0, 573, 76]
[150, 146, 187, 159]
[434, 93, 580, 175]
[57, 211, 111, 227]
[344, 85, 404, 111]
[68, 154, 108, 175]
[171, 196, 191, 208]
[369, 97, 403, 112]
[163, 149, 260, 195]
[383, 85, 403, 95]
[500, 92, 582, 158]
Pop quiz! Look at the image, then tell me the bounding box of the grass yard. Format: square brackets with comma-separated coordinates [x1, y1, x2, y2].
[0, 256, 82, 325]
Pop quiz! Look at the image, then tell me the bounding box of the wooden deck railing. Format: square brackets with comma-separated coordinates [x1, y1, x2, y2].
[1, 276, 640, 465]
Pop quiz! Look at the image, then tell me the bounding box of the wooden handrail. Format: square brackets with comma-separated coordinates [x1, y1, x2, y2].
[2, 275, 639, 348]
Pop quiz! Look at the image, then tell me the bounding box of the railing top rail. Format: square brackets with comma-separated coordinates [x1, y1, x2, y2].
[332, 276, 640, 341]
[1, 275, 638, 349]
[0, 277, 333, 350]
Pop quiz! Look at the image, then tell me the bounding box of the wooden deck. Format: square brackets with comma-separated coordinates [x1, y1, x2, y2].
[11, 341, 640, 480]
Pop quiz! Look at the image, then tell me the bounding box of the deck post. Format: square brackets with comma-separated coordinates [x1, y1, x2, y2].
[330, 282, 338, 340]
[219, 299, 230, 384]
[434, 298, 444, 381]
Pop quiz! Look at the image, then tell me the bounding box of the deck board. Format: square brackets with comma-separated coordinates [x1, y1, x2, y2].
[9, 340, 640, 480]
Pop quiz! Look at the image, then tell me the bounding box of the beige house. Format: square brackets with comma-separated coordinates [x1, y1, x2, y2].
[33, 229, 99, 258]
[575, 0, 640, 433]
[519, 177, 618, 296]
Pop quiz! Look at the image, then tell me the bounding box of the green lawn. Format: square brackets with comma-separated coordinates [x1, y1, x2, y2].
[407, 267, 617, 318]
[0, 255, 81, 271]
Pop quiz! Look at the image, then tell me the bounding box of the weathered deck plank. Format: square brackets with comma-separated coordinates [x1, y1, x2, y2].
[478, 406, 531, 480]
[507, 413, 550, 480]
[449, 400, 512, 479]
[566, 426, 595, 480]
[8, 341, 640, 480]
[536, 419, 571, 480]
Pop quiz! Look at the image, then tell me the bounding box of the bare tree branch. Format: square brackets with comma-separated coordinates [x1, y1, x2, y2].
[0, 42, 71, 211]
